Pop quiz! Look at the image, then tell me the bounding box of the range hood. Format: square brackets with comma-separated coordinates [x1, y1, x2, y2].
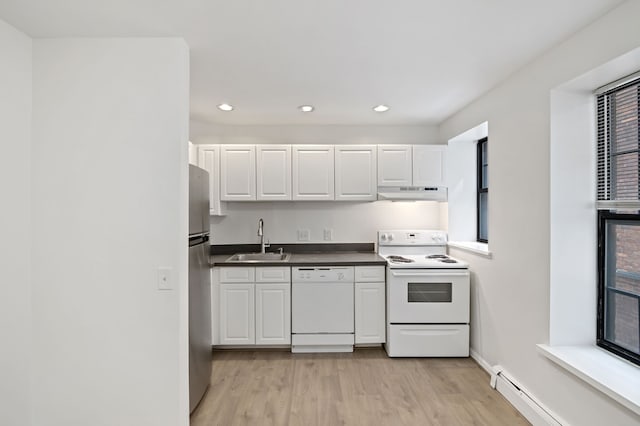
[377, 186, 447, 201]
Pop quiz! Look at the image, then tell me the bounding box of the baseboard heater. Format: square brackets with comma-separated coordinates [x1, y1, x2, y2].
[490, 365, 564, 426]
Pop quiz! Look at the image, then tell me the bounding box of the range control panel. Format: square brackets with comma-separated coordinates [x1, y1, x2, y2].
[292, 267, 355, 282]
[378, 230, 448, 246]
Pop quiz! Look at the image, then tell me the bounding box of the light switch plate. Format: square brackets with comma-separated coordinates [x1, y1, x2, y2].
[323, 229, 333, 241]
[158, 267, 173, 290]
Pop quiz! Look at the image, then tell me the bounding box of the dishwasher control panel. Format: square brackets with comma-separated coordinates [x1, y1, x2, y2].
[293, 267, 354, 282]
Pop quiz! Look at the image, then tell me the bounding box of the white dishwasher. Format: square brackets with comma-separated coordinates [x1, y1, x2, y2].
[291, 266, 355, 353]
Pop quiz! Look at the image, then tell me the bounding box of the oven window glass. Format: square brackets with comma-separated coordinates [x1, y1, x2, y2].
[408, 282, 452, 303]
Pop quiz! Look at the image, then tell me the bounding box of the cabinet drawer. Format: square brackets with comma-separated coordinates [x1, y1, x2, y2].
[256, 267, 291, 283]
[355, 266, 385, 283]
[220, 267, 255, 283]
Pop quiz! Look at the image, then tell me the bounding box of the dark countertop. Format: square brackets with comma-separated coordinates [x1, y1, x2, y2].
[209, 243, 386, 267]
[210, 251, 387, 267]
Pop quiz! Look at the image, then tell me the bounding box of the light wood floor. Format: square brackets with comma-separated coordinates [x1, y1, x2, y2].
[190, 348, 529, 426]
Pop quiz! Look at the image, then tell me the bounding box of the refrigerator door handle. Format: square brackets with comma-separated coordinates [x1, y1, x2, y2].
[189, 232, 209, 239]
[189, 233, 209, 246]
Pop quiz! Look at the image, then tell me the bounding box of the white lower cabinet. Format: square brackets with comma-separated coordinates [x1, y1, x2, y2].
[354, 266, 386, 344]
[218, 267, 291, 346]
[220, 283, 255, 345]
[216, 265, 382, 346]
[256, 283, 291, 344]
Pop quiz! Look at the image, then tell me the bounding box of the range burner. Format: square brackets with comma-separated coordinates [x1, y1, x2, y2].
[387, 255, 415, 264]
[426, 254, 458, 264]
[426, 254, 448, 259]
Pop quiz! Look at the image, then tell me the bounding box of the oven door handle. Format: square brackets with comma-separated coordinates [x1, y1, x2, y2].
[390, 270, 470, 278]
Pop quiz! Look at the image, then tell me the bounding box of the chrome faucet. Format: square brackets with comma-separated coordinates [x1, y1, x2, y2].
[257, 218, 269, 253]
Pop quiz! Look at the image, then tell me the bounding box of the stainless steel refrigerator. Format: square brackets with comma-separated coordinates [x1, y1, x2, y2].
[188, 165, 211, 413]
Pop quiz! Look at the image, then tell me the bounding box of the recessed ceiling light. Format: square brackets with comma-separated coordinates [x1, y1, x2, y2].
[299, 105, 314, 112]
[217, 103, 234, 111]
[373, 104, 390, 112]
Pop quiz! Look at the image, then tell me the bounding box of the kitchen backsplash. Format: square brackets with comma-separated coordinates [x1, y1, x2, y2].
[210, 201, 445, 244]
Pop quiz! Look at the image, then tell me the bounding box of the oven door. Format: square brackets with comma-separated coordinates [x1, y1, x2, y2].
[388, 269, 470, 324]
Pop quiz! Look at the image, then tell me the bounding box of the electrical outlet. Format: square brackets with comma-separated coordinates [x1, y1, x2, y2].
[297, 229, 310, 241]
[323, 229, 333, 241]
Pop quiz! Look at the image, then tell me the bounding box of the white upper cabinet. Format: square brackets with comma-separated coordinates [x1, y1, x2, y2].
[335, 145, 377, 201]
[378, 144, 447, 187]
[220, 145, 256, 201]
[292, 145, 335, 200]
[413, 145, 447, 187]
[207, 143, 446, 205]
[377, 145, 412, 186]
[197, 144, 225, 216]
[188, 141, 198, 165]
[256, 145, 292, 201]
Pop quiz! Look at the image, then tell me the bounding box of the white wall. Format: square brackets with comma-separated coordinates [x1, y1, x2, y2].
[190, 121, 439, 145]
[31, 38, 190, 426]
[439, 1, 640, 424]
[550, 47, 640, 347]
[191, 123, 443, 244]
[0, 19, 32, 426]
[549, 89, 597, 346]
[447, 122, 488, 242]
[210, 201, 442, 244]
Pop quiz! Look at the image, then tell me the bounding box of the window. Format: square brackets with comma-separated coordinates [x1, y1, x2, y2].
[477, 137, 488, 243]
[596, 73, 640, 366]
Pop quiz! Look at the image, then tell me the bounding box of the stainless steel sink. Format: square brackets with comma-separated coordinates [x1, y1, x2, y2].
[226, 252, 291, 263]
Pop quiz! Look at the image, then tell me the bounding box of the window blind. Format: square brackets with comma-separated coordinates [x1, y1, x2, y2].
[596, 74, 640, 210]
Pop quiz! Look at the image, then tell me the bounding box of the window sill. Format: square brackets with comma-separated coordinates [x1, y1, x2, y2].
[448, 241, 492, 258]
[537, 344, 640, 416]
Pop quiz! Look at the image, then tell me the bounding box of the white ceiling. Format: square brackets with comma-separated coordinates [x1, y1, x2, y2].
[0, 0, 624, 125]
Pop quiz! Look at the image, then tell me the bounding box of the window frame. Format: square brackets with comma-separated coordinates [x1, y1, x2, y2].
[597, 210, 640, 366]
[595, 72, 640, 366]
[476, 137, 488, 243]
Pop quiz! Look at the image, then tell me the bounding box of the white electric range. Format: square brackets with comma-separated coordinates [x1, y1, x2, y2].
[378, 230, 470, 357]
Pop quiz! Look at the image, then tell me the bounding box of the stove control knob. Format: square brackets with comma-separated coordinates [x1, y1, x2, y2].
[380, 234, 387, 241]
[387, 234, 394, 241]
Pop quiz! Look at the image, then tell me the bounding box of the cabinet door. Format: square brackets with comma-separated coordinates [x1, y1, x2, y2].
[335, 145, 377, 201]
[292, 145, 335, 200]
[256, 145, 292, 200]
[211, 268, 220, 345]
[197, 144, 225, 216]
[377, 145, 412, 186]
[413, 145, 447, 187]
[220, 283, 255, 345]
[220, 145, 256, 201]
[255, 283, 291, 345]
[189, 141, 198, 166]
[355, 282, 386, 344]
